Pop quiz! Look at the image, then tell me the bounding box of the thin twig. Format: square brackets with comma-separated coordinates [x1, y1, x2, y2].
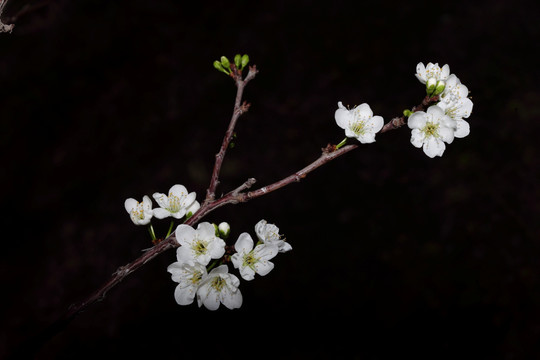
[205, 65, 259, 202]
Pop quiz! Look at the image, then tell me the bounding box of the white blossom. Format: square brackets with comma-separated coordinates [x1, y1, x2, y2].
[124, 195, 153, 225]
[437, 74, 472, 138]
[167, 260, 207, 306]
[175, 222, 226, 266]
[335, 102, 384, 144]
[415, 62, 451, 85]
[197, 265, 242, 310]
[152, 184, 197, 219]
[231, 232, 278, 281]
[408, 105, 457, 158]
[255, 219, 291, 253]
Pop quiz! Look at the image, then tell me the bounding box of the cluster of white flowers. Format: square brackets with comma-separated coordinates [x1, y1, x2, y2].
[409, 62, 473, 158]
[124, 184, 200, 226]
[334, 62, 472, 158]
[167, 219, 291, 310]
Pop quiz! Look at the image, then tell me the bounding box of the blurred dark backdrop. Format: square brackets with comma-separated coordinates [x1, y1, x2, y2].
[1, 0, 539, 358]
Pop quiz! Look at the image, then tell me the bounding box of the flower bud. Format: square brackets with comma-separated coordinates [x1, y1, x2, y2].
[403, 109, 413, 117]
[218, 222, 231, 239]
[220, 56, 231, 70]
[213, 60, 229, 74]
[433, 80, 446, 96]
[234, 54, 242, 68]
[241, 54, 249, 70]
[426, 77, 437, 95]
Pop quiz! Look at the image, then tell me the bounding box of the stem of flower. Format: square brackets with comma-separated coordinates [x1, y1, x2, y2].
[148, 224, 157, 241]
[165, 220, 175, 238]
[335, 138, 348, 150]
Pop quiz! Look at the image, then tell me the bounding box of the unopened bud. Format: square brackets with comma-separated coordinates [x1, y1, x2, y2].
[213, 60, 229, 74]
[426, 77, 437, 95]
[234, 54, 242, 68]
[433, 80, 446, 96]
[218, 222, 231, 239]
[241, 54, 250, 70]
[403, 109, 413, 117]
[220, 56, 231, 70]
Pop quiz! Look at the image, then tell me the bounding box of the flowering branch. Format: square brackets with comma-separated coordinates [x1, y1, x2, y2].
[34, 59, 472, 352]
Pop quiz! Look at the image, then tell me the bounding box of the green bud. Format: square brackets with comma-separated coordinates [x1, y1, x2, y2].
[220, 56, 231, 70]
[218, 222, 231, 239]
[426, 77, 437, 96]
[234, 54, 242, 68]
[403, 109, 413, 117]
[433, 80, 446, 96]
[213, 60, 230, 74]
[240, 54, 250, 70]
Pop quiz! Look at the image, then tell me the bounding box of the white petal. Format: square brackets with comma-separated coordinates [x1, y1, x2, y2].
[221, 287, 242, 310]
[426, 104, 445, 118]
[255, 244, 279, 261]
[234, 232, 254, 253]
[175, 224, 196, 246]
[439, 126, 455, 144]
[153, 207, 171, 219]
[415, 62, 426, 83]
[198, 285, 220, 311]
[254, 260, 274, 276]
[169, 184, 188, 197]
[239, 266, 256, 281]
[176, 246, 195, 262]
[197, 222, 217, 239]
[410, 129, 425, 148]
[366, 115, 384, 133]
[182, 192, 197, 208]
[335, 107, 352, 130]
[207, 238, 226, 259]
[355, 103, 373, 119]
[408, 111, 427, 129]
[441, 64, 450, 80]
[423, 137, 446, 158]
[230, 253, 242, 269]
[174, 284, 196, 305]
[356, 132, 376, 144]
[124, 198, 138, 213]
[454, 119, 470, 138]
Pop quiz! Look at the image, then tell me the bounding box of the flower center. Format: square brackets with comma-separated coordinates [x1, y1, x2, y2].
[192, 239, 208, 256]
[168, 194, 182, 213]
[211, 276, 226, 292]
[422, 121, 440, 138]
[131, 203, 145, 219]
[242, 252, 259, 270]
[351, 120, 366, 136]
[190, 270, 204, 285]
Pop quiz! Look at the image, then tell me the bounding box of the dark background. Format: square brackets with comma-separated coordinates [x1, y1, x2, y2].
[1, 0, 539, 358]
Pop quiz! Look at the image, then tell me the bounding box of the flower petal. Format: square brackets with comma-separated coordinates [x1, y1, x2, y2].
[410, 129, 424, 148]
[423, 137, 446, 158]
[175, 224, 196, 246]
[197, 222, 216, 239]
[454, 119, 470, 138]
[234, 232, 254, 253]
[124, 198, 138, 213]
[439, 126, 455, 144]
[169, 184, 188, 197]
[153, 207, 171, 219]
[408, 111, 427, 129]
[335, 103, 352, 130]
[174, 284, 196, 305]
